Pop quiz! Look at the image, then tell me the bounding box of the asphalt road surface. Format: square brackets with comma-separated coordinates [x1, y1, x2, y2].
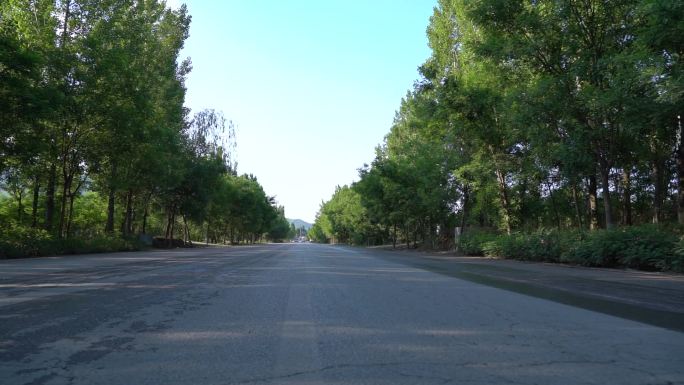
[1, 243, 683, 385]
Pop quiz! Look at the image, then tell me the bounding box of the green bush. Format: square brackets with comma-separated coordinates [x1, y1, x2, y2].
[482, 229, 574, 262]
[457, 225, 682, 272]
[457, 230, 499, 256]
[0, 225, 55, 258]
[481, 235, 510, 259]
[660, 236, 684, 273]
[561, 225, 678, 270]
[0, 225, 144, 259]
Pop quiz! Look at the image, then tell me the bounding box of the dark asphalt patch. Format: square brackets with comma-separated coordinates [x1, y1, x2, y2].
[66, 337, 134, 365]
[377, 254, 684, 333]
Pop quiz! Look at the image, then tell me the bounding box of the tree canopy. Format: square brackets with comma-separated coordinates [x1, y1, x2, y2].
[0, 0, 291, 256]
[312, 0, 684, 252]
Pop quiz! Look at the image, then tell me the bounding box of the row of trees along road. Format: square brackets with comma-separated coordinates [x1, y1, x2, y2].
[0, 0, 292, 257]
[311, 0, 684, 270]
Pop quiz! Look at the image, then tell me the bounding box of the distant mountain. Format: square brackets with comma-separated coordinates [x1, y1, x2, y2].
[287, 218, 313, 230]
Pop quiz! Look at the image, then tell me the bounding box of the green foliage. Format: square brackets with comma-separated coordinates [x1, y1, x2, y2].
[0, 225, 54, 258]
[672, 238, 684, 273]
[457, 225, 682, 272]
[0, 1, 286, 256]
[457, 230, 499, 256]
[561, 226, 679, 270]
[202, 174, 283, 244]
[2, 0, 683, 269]
[308, 223, 328, 243]
[70, 192, 108, 238]
[266, 207, 292, 242]
[0, 224, 143, 259]
[482, 230, 576, 263]
[317, 0, 684, 271]
[312, 185, 379, 245]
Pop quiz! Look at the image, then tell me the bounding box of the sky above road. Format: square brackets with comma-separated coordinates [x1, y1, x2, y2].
[169, 0, 436, 223]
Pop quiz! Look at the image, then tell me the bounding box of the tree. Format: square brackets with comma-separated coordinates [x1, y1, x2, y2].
[332, 0, 683, 253]
[266, 206, 292, 242]
[638, 0, 684, 224]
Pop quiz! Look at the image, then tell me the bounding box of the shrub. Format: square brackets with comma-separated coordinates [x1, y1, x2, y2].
[0, 225, 144, 259]
[481, 235, 510, 259]
[457, 230, 499, 256]
[458, 225, 682, 272]
[561, 225, 678, 270]
[0, 225, 55, 258]
[482, 229, 574, 262]
[665, 237, 684, 273]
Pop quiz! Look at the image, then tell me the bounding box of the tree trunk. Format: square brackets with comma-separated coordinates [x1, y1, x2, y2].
[105, 165, 116, 233]
[15, 193, 23, 224]
[588, 175, 599, 230]
[571, 182, 583, 231]
[55, 0, 71, 239]
[66, 193, 76, 238]
[652, 159, 663, 224]
[454, 186, 470, 252]
[460, 185, 469, 235]
[58, 173, 71, 239]
[519, 177, 528, 229]
[60, 0, 71, 47]
[45, 162, 56, 232]
[495, 169, 513, 235]
[598, 159, 613, 229]
[142, 198, 149, 234]
[677, 114, 684, 225]
[123, 190, 133, 236]
[165, 207, 174, 240]
[545, 178, 561, 230]
[621, 168, 632, 226]
[183, 215, 190, 243]
[31, 177, 40, 228]
[169, 212, 176, 240]
[169, 211, 176, 245]
[392, 224, 397, 249]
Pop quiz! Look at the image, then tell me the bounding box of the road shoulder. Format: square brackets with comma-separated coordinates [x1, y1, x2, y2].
[369, 247, 684, 332]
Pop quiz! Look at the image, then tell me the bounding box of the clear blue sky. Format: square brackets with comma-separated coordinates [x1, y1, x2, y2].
[169, 0, 436, 223]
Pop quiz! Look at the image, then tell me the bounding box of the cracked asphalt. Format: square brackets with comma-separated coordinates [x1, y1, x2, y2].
[1, 243, 683, 384]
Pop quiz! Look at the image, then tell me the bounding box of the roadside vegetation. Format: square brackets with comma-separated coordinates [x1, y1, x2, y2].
[0, 1, 293, 258]
[310, 0, 684, 272]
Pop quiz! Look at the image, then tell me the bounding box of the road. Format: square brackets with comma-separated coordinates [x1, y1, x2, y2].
[1, 243, 683, 385]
